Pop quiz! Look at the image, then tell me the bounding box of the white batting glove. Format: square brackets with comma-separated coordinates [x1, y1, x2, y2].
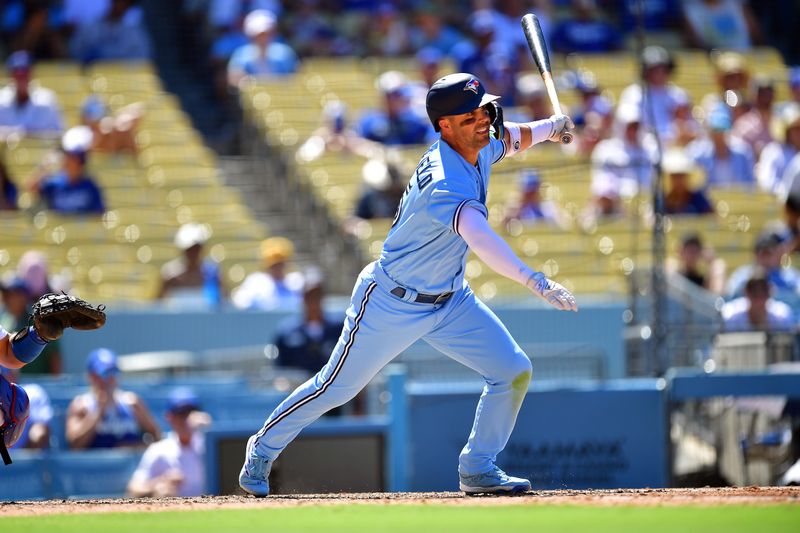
[546, 114, 574, 142]
[526, 271, 578, 312]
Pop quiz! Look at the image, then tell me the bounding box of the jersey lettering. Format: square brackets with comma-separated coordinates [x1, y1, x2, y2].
[392, 153, 435, 228]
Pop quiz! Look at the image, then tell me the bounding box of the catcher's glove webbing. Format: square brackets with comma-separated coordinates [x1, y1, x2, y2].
[32, 293, 107, 342]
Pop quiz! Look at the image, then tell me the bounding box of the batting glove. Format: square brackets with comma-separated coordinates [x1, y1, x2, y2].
[546, 114, 574, 143]
[526, 271, 578, 312]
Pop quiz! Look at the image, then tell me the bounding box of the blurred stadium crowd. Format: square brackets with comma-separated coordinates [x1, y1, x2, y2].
[2, 0, 800, 495]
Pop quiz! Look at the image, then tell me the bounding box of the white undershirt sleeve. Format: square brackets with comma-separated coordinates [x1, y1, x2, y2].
[457, 206, 535, 286]
[528, 119, 555, 145]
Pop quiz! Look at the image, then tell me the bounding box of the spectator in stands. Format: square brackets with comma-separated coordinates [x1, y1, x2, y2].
[352, 157, 405, 221]
[406, 47, 444, 113]
[451, 10, 514, 103]
[619, 46, 686, 139]
[272, 269, 361, 415]
[66, 348, 161, 449]
[272, 269, 340, 376]
[784, 68, 800, 109]
[0, 51, 63, 139]
[227, 9, 299, 87]
[0, 1, 66, 59]
[29, 126, 105, 215]
[619, 0, 682, 33]
[0, 157, 18, 210]
[552, 0, 622, 54]
[669, 233, 726, 294]
[507, 73, 551, 122]
[0, 367, 51, 449]
[159, 223, 224, 308]
[681, 0, 763, 51]
[127, 388, 211, 498]
[503, 170, 564, 228]
[732, 75, 775, 159]
[781, 193, 800, 255]
[580, 178, 623, 228]
[567, 71, 614, 155]
[80, 94, 144, 155]
[284, 0, 350, 58]
[667, 88, 702, 147]
[209, 12, 248, 64]
[569, 71, 612, 130]
[722, 270, 795, 332]
[663, 148, 714, 215]
[356, 71, 433, 146]
[364, 2, 412, 57]
[69, 0, 151, 62]
[687, 106, 756, 188]
[62, 0, 115, 32]
[590, 103, 656, 199]
[16, 249, 61, 299]
[726, 228, 800, 301]
[711, 52, 750, 104]
[295, 101, 382, 163]
[757, 104, 800, 198]
[206, 0, 283, 33]
[0, 276, 61, 375]
[231, 236, 304, 311]
[409, 3, 463, 55]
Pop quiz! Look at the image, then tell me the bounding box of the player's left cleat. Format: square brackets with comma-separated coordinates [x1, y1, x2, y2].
[239, 435, 273, 497]
[459, 466, 531, 495]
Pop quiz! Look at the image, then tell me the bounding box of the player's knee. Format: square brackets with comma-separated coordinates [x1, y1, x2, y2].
[513, 356, 533, 387]
[495, 352, 532, 385]
[511, 351, 532, 378]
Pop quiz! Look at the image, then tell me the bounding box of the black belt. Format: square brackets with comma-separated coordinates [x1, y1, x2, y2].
[390, 287, 453, 305]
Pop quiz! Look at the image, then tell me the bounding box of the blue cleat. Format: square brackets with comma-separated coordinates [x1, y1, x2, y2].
[459, 466, 531, 495]
[239, 435, 273, 497]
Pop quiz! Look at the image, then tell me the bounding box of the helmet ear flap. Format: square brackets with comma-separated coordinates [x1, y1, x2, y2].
[487, 101, 504, 140]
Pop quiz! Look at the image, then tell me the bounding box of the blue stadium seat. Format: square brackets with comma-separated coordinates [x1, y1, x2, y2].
[49, 450, 143, 499]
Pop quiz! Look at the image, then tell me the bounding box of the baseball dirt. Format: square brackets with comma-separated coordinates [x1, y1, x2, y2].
[2, 487, 798, 516]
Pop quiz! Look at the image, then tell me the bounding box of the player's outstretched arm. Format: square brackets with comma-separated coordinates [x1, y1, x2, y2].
[502, 115, 574, 156]
[458, 206, 577, 312]
[0, 336, 26, 369]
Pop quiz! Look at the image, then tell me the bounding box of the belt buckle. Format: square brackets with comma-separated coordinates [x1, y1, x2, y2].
[433, 292, 451, 305]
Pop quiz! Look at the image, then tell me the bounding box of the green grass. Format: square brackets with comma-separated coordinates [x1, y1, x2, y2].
[4, 504, 800, 533]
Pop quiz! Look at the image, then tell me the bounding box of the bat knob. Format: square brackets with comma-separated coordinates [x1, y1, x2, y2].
[560, 131, 573, 145]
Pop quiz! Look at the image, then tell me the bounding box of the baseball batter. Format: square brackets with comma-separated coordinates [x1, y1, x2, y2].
[240, 73, 577, 496]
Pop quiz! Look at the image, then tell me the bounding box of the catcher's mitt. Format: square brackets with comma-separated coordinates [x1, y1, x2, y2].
[32, 293, 106, 342]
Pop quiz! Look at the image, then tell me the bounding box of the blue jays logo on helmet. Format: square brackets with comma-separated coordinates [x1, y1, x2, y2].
[463, 79, 480, 94]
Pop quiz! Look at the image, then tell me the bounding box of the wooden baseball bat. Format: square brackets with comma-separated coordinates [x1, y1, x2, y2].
[520, 13, 573, 144]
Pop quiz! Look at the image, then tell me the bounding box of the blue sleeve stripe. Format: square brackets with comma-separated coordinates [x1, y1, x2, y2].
[453, 199, 471, 236]
[493, 139, 507, 164]
[453, 199, 488, 236]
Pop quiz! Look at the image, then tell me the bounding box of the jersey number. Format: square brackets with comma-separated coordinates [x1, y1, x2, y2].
[392, 155, 433, 227]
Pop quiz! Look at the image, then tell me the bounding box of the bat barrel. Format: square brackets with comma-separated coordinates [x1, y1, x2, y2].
[520, 14, 550, 75]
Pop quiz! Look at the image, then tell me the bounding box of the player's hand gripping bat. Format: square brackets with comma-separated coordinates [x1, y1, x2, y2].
[521, 13, 573, 145]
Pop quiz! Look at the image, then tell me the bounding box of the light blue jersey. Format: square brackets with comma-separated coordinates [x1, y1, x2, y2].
[245, 134, 533, 490]
[380, 137, 506, 294]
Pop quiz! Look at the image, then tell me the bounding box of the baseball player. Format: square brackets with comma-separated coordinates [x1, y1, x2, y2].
[0, 293, 105, 464]
[240, 73, 577, 496]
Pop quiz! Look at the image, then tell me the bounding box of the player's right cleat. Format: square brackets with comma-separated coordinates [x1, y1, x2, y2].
[239, 435, 273, 497]
[459, 466, 531, 495]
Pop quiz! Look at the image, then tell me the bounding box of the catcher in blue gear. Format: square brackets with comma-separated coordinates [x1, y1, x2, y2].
[0, 292, 105, 464]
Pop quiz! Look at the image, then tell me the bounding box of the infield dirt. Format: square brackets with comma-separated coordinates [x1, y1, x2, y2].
[1, 486, 798, 516]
